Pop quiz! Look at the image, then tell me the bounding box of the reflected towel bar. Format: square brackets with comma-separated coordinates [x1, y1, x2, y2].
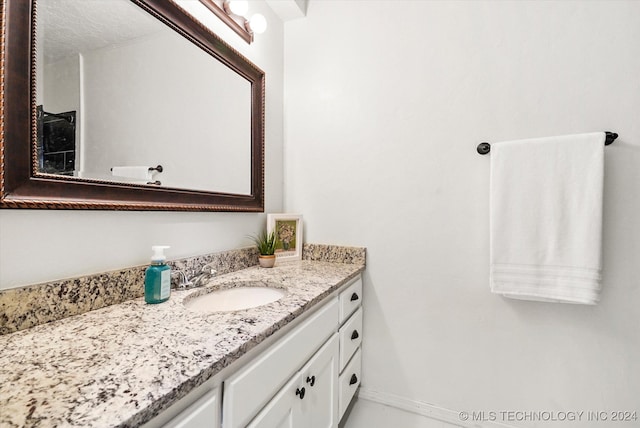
[110, 165, 164, 173]
[476, 132, 618, 155]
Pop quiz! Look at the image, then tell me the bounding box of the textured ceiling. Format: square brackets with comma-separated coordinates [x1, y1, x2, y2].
[38, 0, 164, 63]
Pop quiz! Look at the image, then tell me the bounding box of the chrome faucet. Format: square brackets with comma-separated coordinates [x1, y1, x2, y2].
[172, 264, 216, 289]
[172, 270, 193, 289]
[190, 263, 218, 288]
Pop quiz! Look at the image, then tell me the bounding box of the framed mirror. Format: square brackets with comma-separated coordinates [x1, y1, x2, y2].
[1, 0, 265, 211]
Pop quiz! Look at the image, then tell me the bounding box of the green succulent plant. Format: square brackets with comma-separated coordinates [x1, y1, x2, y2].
[250, 230, 277, 256]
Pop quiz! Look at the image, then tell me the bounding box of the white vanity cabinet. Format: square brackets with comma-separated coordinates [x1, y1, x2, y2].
[226, 274, 363, 428]
[152, 274, 363, 428]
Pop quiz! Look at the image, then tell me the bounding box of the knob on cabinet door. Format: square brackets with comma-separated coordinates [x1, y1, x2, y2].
[350, 293, 359, 302]
[349, 374, 358, 386]
[296, 387, 306, 399]
[306, 375, 316, 387]
[351, 330, 359, 340]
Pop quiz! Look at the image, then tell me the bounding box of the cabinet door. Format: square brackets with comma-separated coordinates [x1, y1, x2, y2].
[247, 374, 302, 428]
[164, 387, 220, 428]
[249, 334, 339, 428]
[300, 334, 339, 428]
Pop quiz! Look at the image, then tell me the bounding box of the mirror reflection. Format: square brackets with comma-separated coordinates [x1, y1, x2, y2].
[35, 0, 252, 194]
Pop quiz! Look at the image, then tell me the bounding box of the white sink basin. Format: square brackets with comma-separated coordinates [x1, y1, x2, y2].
[184, 284, 286, 313]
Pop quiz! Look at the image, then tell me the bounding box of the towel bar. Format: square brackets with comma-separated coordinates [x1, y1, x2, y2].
[110, 165, 164, 172]
[476, 132, 618, 155]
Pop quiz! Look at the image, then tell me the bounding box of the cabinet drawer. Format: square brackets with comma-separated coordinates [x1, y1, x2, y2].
[339, 307, 362, 372]
[223, 298, 339, 428]
[338, 348, 361, 420]
[339, 276, 362, 323]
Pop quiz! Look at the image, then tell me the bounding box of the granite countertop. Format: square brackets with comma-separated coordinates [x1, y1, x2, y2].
[0, 260, 364, 428]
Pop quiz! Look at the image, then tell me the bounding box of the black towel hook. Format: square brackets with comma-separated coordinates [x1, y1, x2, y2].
[477, 132, 618, 155]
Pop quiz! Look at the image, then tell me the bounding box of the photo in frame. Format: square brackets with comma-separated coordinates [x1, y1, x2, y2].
[267, 214, 303, 261]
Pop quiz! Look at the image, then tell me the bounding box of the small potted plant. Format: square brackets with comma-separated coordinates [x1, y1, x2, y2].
[251, 230, 277, 268]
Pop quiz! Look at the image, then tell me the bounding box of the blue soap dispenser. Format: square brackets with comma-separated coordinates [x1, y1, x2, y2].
[145, 245, 171, 304]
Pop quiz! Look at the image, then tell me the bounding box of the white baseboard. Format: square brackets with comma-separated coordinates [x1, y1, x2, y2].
[357, 387, 517, 428]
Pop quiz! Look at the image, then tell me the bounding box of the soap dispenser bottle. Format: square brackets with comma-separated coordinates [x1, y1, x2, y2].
[145, 246, 171, 304]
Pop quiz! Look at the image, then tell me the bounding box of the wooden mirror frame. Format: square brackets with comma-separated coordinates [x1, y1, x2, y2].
[0, 0, 265, 211]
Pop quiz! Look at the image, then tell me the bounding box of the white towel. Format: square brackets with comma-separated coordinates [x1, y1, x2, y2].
[490, 132, 605, 304]
[111, 166, 152, 181]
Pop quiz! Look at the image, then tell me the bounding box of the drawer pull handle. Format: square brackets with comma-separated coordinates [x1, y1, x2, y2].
[350, 293, 359, 302]
[351, 330, 359, 340]
[296, 387, 306, 399]
[349, 374, 358, 386]
[306, 375, 316, 387]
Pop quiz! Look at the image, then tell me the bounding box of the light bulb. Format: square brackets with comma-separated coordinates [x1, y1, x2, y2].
[227, 0, 248, 17]
[248, 13, 267, 34]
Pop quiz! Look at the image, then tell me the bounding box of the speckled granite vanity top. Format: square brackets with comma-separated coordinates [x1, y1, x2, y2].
[0, 260, 364, 428]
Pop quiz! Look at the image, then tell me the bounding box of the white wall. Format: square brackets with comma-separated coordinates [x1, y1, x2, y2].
[43, 55, 81, 115]
[0, 0, 284, 290]
[80, 31, 251, 192]
[284, 1, 640, 426]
